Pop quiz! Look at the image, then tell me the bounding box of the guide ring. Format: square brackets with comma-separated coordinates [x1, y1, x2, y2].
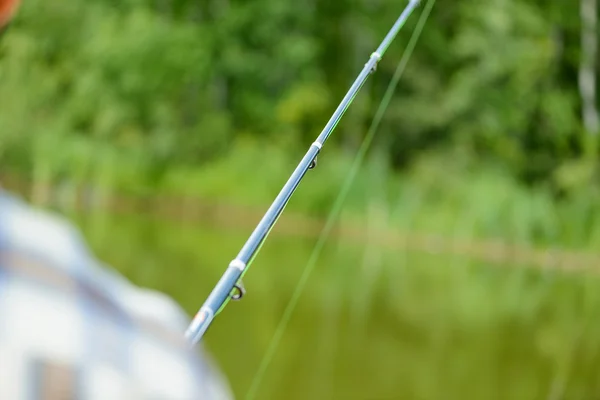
[230, 280, 246, 300]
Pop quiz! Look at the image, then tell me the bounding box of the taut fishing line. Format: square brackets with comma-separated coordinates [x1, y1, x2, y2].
[245, 0, 436, 398]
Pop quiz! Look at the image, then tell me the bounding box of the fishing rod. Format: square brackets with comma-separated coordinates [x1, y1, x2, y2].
[185, 0, 421, 346]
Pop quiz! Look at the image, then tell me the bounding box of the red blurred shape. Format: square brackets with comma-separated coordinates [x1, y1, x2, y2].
[0, 0, 20, 29]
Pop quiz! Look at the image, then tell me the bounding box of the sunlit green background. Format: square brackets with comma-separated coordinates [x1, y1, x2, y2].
[2, 0, 600, 398]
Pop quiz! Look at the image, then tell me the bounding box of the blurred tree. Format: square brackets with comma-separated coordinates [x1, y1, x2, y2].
[0, 0, 594, 198]
[578, 0, 599, 136]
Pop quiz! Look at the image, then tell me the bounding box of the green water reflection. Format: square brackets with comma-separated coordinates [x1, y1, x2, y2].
[72, 210, 600, 400]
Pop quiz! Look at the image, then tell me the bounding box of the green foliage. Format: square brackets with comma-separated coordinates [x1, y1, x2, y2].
[0, 0, 594, 190]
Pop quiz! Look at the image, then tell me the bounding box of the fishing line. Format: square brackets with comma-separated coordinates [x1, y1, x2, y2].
[244, 1, 436, 398]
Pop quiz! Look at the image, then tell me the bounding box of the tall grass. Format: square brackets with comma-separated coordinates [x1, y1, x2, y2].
[13, 136, 600, 252]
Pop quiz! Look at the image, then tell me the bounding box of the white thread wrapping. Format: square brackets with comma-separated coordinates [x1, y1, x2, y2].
[229, 259, 246, 271]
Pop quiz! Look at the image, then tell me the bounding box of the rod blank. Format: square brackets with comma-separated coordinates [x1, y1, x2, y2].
[185, 0, 421, 346]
